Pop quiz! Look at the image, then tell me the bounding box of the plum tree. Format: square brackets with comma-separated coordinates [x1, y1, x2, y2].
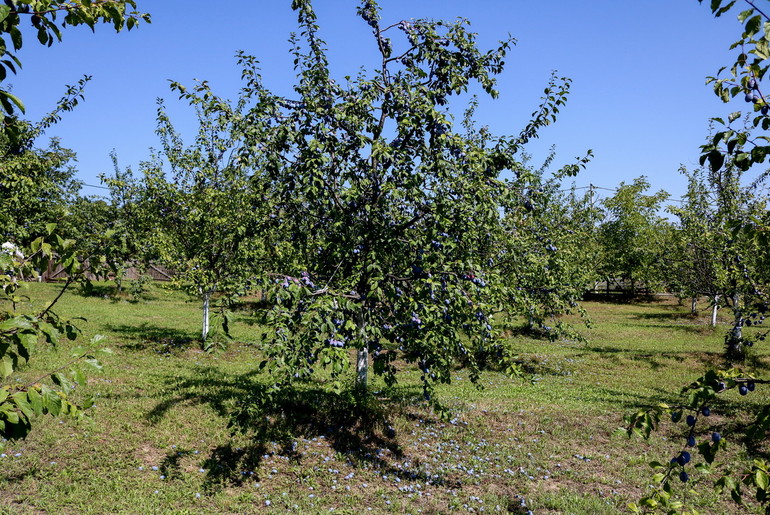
[200, 0, 586, 401]
[494, 157, 595, 341]
[115, 93, 272, 346]
[669, 164, 768, 358]
[597, 176, 672, 296]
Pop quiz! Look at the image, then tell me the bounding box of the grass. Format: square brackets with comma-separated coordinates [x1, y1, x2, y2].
[0, 282, 768, 514]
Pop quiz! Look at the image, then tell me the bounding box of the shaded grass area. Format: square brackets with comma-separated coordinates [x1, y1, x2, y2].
[0, 283, 767, 513]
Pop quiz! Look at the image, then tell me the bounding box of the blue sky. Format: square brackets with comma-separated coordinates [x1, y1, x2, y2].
[9, 1, 745, 204]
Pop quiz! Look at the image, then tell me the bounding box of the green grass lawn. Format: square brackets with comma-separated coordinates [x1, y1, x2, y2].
[0, 283, 767, 514]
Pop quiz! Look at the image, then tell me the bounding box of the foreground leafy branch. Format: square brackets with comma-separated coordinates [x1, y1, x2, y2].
[0, 228, 111, 447]
[621, 368, 769, 513]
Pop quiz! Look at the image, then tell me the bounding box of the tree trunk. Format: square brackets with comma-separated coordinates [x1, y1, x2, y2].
[691, 296, 697, 315]
[710, 295, 720, 327]
[202, 290, 211, 342]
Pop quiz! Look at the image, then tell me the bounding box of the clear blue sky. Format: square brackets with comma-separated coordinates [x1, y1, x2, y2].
[9, 1, 744, 204]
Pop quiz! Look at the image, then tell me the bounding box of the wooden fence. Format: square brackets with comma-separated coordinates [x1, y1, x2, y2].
[586, 278, 654, 298]
[42, 261, 174, 283]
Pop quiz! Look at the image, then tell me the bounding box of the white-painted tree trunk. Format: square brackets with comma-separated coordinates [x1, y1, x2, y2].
[691, 297, 697, 315]
[356, 347, 369, 388]
[711, 295, 720, 327]
[202, 290, 211, 342]
[355, 312, 368, 390]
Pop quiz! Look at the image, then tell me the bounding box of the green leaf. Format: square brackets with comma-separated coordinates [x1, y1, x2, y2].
[707, 150, 725, 172]
[71, 368, 87, 387]
[8, 26, 22, 52]
[11, 392, 34, 420]
[1, 356, 13, 378]
[745, 15, 762, 37]
[757, 470, 769, 490]
[44, 394, 62, 417]
[16, 331, 36, 360]
[738, 8, 755, 23]
[37, 28, 49, 46]
[0, 317, 33, 332]
[38, 322, 59, 345]
[27, 388, 43, 415]
[1, 408, 19, 425]
[51, 372, 69, 389]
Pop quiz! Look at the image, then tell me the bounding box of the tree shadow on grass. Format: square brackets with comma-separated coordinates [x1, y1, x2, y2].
[634, 311, 702, 323]
[582, 293, 669, 304]
[107, 322, 198, 353]
[626, 322, 713, 335]
[573, 346, 727, 371]
[576, 346, 770, 375]
[145, 367, 448, 491]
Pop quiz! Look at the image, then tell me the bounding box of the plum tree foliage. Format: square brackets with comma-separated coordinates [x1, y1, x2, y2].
[0, 223, 111, 447]
[0, 0, 148, 452]
[190, 0, 588, 401]
[495, 155, 597, 341]
[0, 131, 78, 245]
[0, 77, 94, 246]
[667, 167, 725, 320]
[697, 0, 770, 178]
[0, 105, 118, 449]
[669, 164, 768, 357]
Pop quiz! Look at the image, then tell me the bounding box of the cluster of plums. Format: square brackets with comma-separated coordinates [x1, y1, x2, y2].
[668, 377, 762, 483]
[744, 76, 770, 115]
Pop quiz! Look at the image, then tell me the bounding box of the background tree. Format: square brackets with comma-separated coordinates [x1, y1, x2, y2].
[0, 77, 98, 246]
[90, 152, 165, 296]
[128, 94, 270, 346]
[0, 130, 79, 245]
[669, 164, 768, 345]
[64, 192, 150, 296]
[496, 154, 596, 340]
[668, 167, 725, 320]
[598, 176, 672, 296]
